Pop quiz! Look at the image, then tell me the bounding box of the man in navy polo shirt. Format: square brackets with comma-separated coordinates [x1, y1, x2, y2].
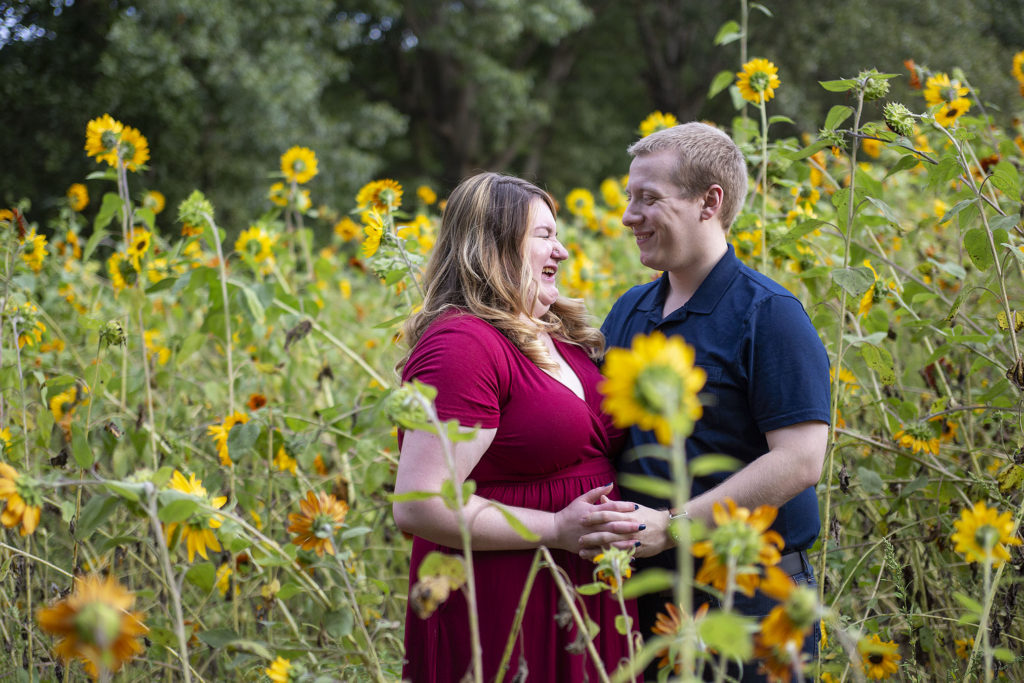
[581, 122, 831, 679]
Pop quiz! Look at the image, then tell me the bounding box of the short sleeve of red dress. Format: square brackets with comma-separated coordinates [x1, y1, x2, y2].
[400, 313, 510, 430]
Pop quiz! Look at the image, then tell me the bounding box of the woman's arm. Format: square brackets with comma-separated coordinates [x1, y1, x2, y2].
[393, 427, 640, 553]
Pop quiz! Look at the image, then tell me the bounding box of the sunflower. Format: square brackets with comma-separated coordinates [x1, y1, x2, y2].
[163, 470, 228, 563]
[37, 573, 147, 680]
[650, 602, 709, 675]
[85, 113, 123, 166]
[50, 385, 88, 425]
[268, 181, 289, 207]
[693, 499, 784, 597]
[857, 261, 879, 318]
[143, 190, 165, 215]
[333, 216, 360, 241]
[207, 411, 250, 467]
[107, 251, 135, 293]
[143, 329, 172, 365]
[951, 500, 1022, 567]
[362, 210, 385, 258]
[737, 58, 781, 104]
[247, 393, 267, 411]
[356, 179, 403, 212]
[955, 637, 973, 660]
[417, 185, 437, 205]
[923, 73, 968, 106]
[118, 125, 150, 172]
[126, 228, 151, 270]
[19, 229, 48, 273]
[67, 183, 89, 212]
[274, 446, 298, 475]
[600, 177, 627, 210]
[893, 422, 940, 456]
[934, 97, 971, 127]
[565, 188, 596, 218]
[64, 229, 83, 261]
[266, 656, 292, 682]
[215, 562, 234, 597]
[592, 547, 633, 593]
[903, 59, 922, 90]
[639, 111, 680, 138]
[0, 462, 42, 536]
[13, 301, 47, 349]
[600, 331, 706, 444]
[235, 225, 277, 271]
[287, 490, 349, 556]
[281, 146, 318, 184]
[756, 566, 818, 652]
[858, 634, 901, 680]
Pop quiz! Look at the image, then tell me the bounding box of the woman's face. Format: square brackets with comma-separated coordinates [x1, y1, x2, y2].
[523, 197, 568, 318]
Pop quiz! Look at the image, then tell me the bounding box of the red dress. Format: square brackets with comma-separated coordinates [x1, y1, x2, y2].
[400, 312, 637, 682]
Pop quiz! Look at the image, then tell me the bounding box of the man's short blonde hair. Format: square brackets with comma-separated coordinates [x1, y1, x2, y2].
[627, 122, 749, 230]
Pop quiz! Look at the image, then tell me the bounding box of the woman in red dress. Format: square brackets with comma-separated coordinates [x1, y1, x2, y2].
[393, 172, 641, 682]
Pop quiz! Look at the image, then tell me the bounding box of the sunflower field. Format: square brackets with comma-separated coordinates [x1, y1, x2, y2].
[1, 25, 1024, 683]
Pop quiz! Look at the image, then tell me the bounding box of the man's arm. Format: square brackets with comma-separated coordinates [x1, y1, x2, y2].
[577, 420, 828, 559]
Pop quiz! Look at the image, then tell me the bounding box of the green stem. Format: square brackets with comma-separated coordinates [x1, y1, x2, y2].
[668, 431, 695, 677]
[494, 551, 542, 683]
[145, 483, 192, 683]
[758, 99, 770, 272]
[333, 553, 387, 683]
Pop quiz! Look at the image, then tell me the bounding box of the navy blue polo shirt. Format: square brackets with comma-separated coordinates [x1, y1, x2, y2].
[601, 245, 831, 558]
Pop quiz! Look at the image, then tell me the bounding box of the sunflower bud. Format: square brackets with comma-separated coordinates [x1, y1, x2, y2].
[883, 102, 915, 137]
[859, 69, 891, 101]
[386, 382, 437, 430]
[100, 319, 126, 348]
[784, 585, 819, 630]
[818, 128, 847, 151]
[74, 601, 123, 648]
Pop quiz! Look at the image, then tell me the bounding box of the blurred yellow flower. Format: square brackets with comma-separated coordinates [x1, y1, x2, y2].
[334, 216, 360, 241]
[362, 210, 385, 257]
[20, 229, 47, 272]
[67, 183, 89, 212]
[268, 181, 289, 207]
[274, 446, 298, 475]
[164, 470, 228, 563]
[143, 190, 165, 215]
[934, 97, 971, 127]
[357, 179, 403, 212]
[126, 228, 151, 270]
[923, 73, 968, 107]
[601, 331, 706, 444]
[565, 188, 596, 217]
[281, 146, 318, 184]
[600, 176, 626, 210]
[119, 125, 150, 172]
[84, 113, 123, 166]
[893, 423, 939, 456]
[693, 499, 784, 596]
[737, 58, 780, 104]
[235, 225, 277, 272]
[266, 656, 292, 682]
[207, 411, 250, 467]
[288, 490, 349, 556]
[417, 184, 437, 205]
[0, 462, 42, 536]
[638, 111, 679, 137]
[858, 633, 901, 680]
[37, 573, 148, 680]
[951, 500, 1021, 567]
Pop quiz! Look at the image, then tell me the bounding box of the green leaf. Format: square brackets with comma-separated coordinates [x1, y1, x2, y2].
[145, 277, 178, 294]
[185, 562, 216, 593]
[197, 627, 240, 648]
[618, 473, 674, 500]
[750, 2, 773, 15]
[990, 160, 1020, 195]
[71, 422, 94, 469]
[82, 227, 108, 262]
[993, 647, 1016, 663]
[953, 591, 983, 614]
[865, 197, 901, 226]
[157, 496, 200, 523]
[388, 490, 439, 503]
[832, 266, 875, 298]
[708, 70, 735, 99]
[963, 228, 993, 270]
[781, 139, 830, 161]
[238, 283, 266, 324]
[689, 454, 743, 477]
[226, 420, 260, 457]
[615, 613, 632, 635]
[819, 78, 858, 92]
[699, 611, 755, 660]
[75, 493, 119, 540]
[768, 115, 794, 126]
[490, 501, 540, 542]
[713, 20, 740, 46]
[860, 344, 896, 385]
[938, 198, 976, 225]
[777, 219, 828, 247]
[824, 105, 853, 130]
[104, 481, 148, 502]
[278, 582, 303, 601]
[857, 467, 884, 495]
[94, 192, 123, 232]
[621, 568, 674, 599]
[576, 581, 606, 595]
[325, 609, 354, 638]
[884, 154, 922, 179]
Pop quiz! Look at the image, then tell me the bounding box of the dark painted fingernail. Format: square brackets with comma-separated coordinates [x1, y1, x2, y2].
[638, 524, 647, 531]
[633, 504, 639, 510]
[634, 541, 642, 547]
[604, 482, 614, 487]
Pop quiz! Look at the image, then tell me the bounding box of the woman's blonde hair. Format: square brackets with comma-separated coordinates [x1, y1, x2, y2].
[398, 172, 604, 371]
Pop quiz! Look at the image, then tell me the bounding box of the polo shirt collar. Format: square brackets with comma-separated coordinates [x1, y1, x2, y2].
[635, 244, 741, 317]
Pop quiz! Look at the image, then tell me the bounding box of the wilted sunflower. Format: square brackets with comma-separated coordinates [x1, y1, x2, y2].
[288, 490, 349, 556]
[67, 183, 89, 212]
[639, 110, 680, 137]
[356, 179, 403, 212]
[756, 566, 818, 652]
[693, 499, 784, 597]
[591, 546, 633, 593]
[600, 331, 706, 444]
[163, 470, 228, 563]
[37, 573, 148, 680]
[281, 146, 318, 184]
[737, 58, 781, 104]
[858, 633, 901, 680]
[0, 462, 42, 536]
[650, 601, 709, 675]
[207, 411, 250, 467]
[951, 500, 1021, 567]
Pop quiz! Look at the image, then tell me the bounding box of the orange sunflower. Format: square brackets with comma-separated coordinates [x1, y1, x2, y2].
[693, 499, 784, 596]
[288, 490, 349, 556]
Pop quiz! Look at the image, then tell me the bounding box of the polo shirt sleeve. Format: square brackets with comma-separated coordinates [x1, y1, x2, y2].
[747, 295, 832, 433]
[402, 317, 506, 429]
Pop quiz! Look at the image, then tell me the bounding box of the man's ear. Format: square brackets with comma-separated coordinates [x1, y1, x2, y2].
[700, 185, 724, 220]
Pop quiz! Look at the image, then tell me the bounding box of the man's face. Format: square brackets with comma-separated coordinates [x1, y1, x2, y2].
[622, 149, 708, 275]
